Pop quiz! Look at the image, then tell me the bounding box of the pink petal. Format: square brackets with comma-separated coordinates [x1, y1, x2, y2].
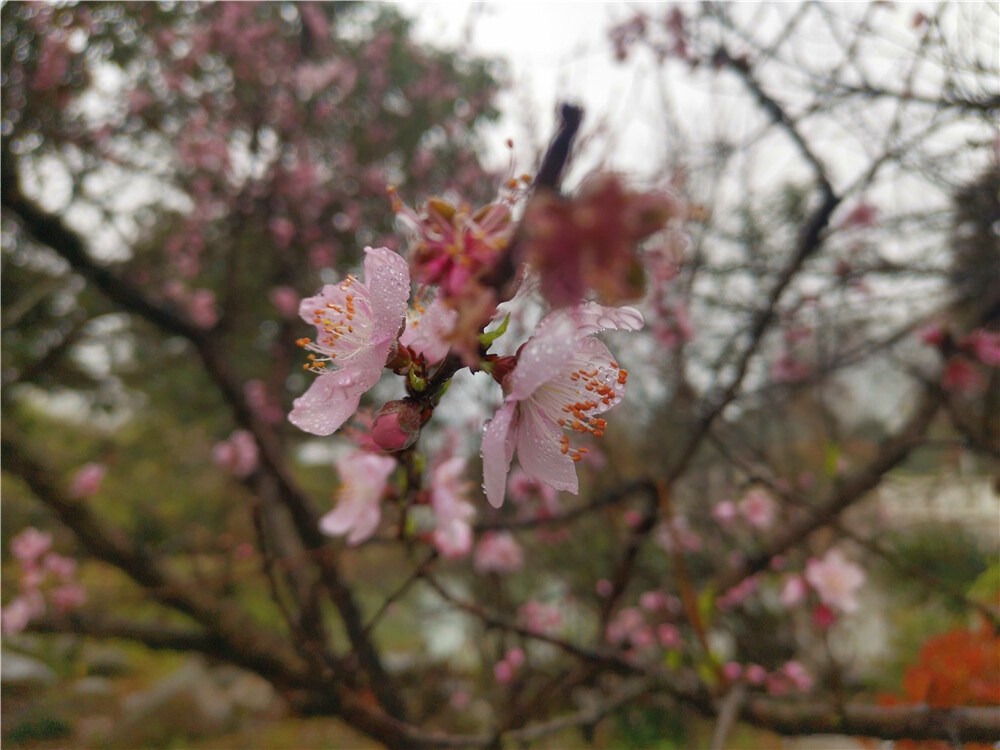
[289, 369, 365, 436]
[363, 246, 411, 339]
[517, 402, 579, 494]
[482, 400, 518, 507]
[561, 302, 645, 337]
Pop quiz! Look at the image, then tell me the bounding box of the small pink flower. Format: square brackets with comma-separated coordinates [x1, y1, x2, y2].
[722, 662, 743, 681]
[805, 549, 865, 614]
[941, 357, 982, 392]
[212, 430, 259, 478]
[290, 247, 411, 436]
[840, 202, 878, 229]
[1, 594, 44, 635]
[739, 489, 777, 530]
[318, 450, 396, 545]
[399, 293, 458, 365]
[639, 591, 668, 611]
[449, 690, 472, 710]
[631, 626, 656, 649]
[505, 647, 525, 669]
[187, 289, 218, 329]
[269, 286, 300, 319]
[624, 509, 643, 528]
[44, 553, 77, 582]
[595, 579, 614, 597]
[812, 602, 838, 629]
[481, 303, 643, 507]
[961, 329, 1000, 367]
[657, 623, 681, 649]
[430, 457, 475, 559]
[919, 324, 945, 347]
[494, 659, 514, 684]
[474, 532, 524, 573]
[269, 216, 296, 248]
[69, 463, 106, 499]
[518, 600, 562, 634]
[11, 528, 53, 563]
[780, 574, 808, 608]
[50, 583, 87, 612]
[781, 660, 813, 692]
[745, 664, 767, 685]
[712, 500, 737, 525]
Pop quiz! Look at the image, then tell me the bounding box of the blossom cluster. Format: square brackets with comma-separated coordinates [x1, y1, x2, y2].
[2, 528, 87, 635]
[287, 174, 678, 554]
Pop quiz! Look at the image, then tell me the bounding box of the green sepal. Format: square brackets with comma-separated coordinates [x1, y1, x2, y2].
[479, 314, 510, 347]
[409, 368, 428, 392]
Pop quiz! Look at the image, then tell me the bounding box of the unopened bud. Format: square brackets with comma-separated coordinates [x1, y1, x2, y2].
[372, 399, 424, 452]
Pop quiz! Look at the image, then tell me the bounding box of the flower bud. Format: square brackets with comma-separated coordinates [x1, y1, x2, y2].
[371, 399, 424, 452]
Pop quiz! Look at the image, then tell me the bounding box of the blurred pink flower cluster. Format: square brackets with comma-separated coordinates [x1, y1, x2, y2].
[2, 528, 87, 635]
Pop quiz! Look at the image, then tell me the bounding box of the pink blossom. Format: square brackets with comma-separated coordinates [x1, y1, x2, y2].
[481, 303, 643, 507]
[508, 470, 560, 514]
[607, 607, 645, 645]
[772, 352, 808, 383]
[2, 594, 44, 635]
[399, 293, 458, 365]
[43, 554, 77, 582]
[745, 664, 767, 685]
[639, 590, 668, 611]
[961, 329, 1000, 367]
[518, 600, 562, 634]
[812, 603, 838, 629]
[187, 288, 218, 329]
[738, 489, 777, 530]
[245, 380, 283, 424]
[430, 457, 475, 559]
[212, 430, 259, 478]
[722, 662, 743, 681]
[941, 357, 982, 392]
[712, 500, 738, 525]
[781, 660, 813, 692]
[840, 202, 878, 229]
[631, 626, 656, 649]
[780, 574, 808, 608]
[318, 451, 396, 545]
[624, 509, 643, 528]
[717, 575, 759, 610]
[269, 217, 296, 248]
[69, 463, 106, 499]
[474, 532, 524, 573]
[595, 579, 614, 597]
[505, 647, 525, 669]
[919, 323, 945, 347]
[494, 659, 514, 684]
[449, 690, 471, 710]
[269, 286, 300, 319]
[11, 528, 53, 563]
[50, 583, 87, 612]
[657, 623, 681, 649]
[290, 247, 410, 436]
[805, 549, 865, 614]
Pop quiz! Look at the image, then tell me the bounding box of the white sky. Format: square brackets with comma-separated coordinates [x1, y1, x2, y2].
[398, 1, 663, 178]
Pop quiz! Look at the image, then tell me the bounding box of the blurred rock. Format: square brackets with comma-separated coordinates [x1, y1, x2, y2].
[107, 655, 233, 748]
[83, 644, 131, 677]
[1, 652, 56, 692]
